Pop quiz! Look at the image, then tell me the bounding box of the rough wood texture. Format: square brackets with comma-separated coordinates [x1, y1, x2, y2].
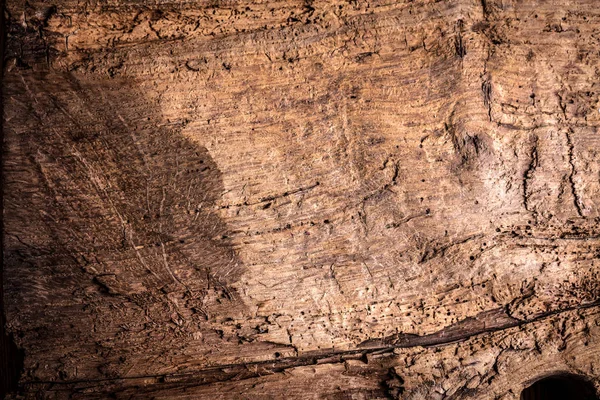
[2, 0, 600, 398]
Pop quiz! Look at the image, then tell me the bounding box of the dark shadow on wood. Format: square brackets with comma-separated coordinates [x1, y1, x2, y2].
[1, 0, 26, 396]
[521, 373, 599, 400]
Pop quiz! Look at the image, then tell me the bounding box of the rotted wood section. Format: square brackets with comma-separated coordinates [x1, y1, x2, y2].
[2, 0, 600, 398]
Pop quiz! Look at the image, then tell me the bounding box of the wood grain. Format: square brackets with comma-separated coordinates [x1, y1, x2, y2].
[2, 0, 600, 398]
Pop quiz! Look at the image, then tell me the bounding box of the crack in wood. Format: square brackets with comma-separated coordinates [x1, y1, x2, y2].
[565, 128, 584, 217]
[523, 134, 539, 213]
[20, 301, 600, 392]
[219, 182, 320, 209]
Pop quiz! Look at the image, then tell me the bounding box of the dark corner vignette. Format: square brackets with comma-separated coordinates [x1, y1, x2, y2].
[1, 0, 25, 397]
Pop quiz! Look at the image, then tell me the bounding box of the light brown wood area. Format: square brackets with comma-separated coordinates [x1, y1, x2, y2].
[2, 0, 600, 398]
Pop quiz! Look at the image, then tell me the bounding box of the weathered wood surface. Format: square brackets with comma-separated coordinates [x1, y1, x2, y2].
[19, 307, 600, 399]
[2, 0, 600, 398]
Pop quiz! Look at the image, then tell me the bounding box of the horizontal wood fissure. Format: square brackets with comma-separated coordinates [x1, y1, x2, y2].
[20, 300, 600, 391]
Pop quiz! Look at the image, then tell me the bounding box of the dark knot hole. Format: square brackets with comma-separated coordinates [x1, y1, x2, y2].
[521, 374, 598, 400]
